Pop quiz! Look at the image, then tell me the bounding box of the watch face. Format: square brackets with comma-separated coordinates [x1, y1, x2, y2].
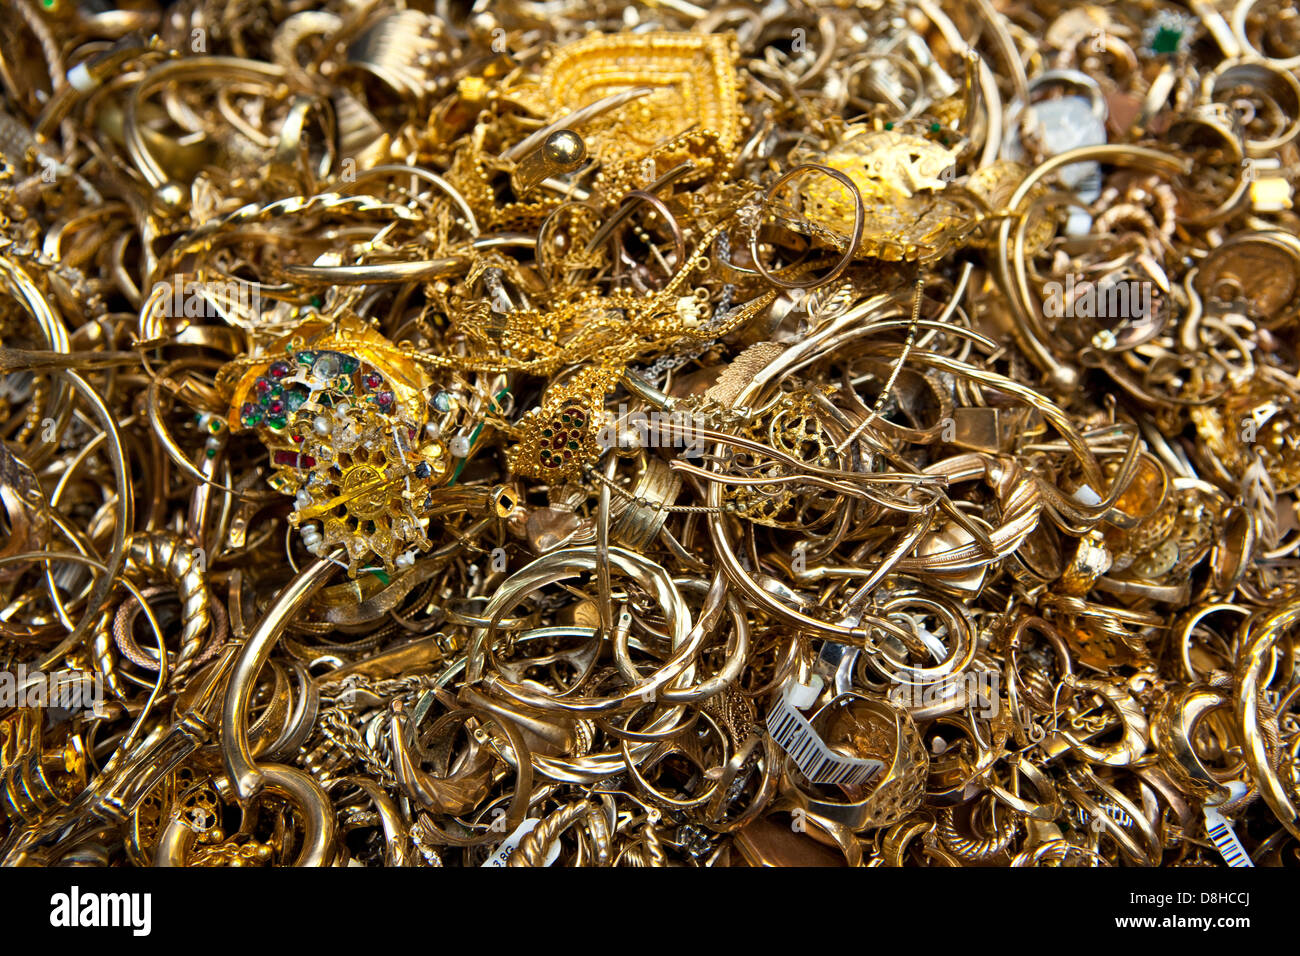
[1004, 95, 1108, 200]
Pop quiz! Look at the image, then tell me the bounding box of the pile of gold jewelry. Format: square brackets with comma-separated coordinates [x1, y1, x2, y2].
[1, 0, 1300, 867]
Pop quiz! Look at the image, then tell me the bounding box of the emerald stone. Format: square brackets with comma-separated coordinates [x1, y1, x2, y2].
[1151, 25, 1182, 54]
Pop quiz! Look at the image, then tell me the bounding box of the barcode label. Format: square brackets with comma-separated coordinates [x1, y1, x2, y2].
[1205, 808, 1252, 868]
[766, 678, 884, 787]
[1098, 803, 1134, 829]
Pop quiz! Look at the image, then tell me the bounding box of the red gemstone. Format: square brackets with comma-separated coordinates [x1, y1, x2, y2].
[273, 451, 315, 468]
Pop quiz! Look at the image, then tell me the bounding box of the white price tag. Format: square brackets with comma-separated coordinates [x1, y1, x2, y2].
[482, 817, 560, 868]
[766, 677, 884, 787]
[67, 63, 95, 93]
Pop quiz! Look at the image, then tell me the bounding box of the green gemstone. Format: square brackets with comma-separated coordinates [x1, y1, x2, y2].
[567, 441, 579, 450]
[929, 122, 941, 133]
[884, 122, 894, 130]
[542, 429, 553, 437]
[205, 447, 217, 459]
[1151, 25, 1182, 54]
[297, 350, 316, 365]
[340, 355, 359, 373]
[267, 414, 286, 430]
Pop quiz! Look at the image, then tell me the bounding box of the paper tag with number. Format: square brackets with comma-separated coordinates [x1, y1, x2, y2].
[481, 817, 560, 868]
[766, 676, 884, 787]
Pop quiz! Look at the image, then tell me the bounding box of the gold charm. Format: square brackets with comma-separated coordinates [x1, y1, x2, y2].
[790, 125, 977, 262]
[507, 366, 620, 482]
